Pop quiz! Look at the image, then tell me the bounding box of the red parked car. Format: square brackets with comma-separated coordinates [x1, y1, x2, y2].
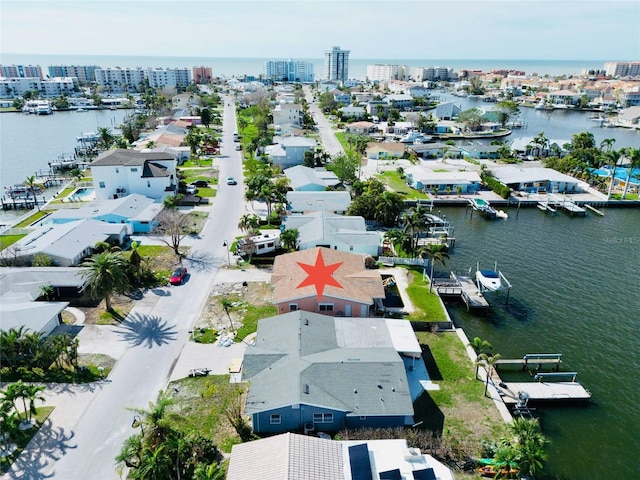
[169, 267, 188, 285]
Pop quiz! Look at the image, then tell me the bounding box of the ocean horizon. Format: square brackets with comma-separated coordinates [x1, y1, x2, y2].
[1, 53, 612, 80]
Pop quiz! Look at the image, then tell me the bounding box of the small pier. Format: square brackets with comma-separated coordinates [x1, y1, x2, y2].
[439, 271, 490, 310]
[549, 194, 587, 216]
[1, 196, 47, 210]
[499, 377, 591, 405]
[496, 353, 562, 371]
[584, 204, 605, 216]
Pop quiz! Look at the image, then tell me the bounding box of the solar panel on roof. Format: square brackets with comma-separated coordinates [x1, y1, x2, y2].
[412, 468, 436, 480]
[349, 444, 373, 480]
[379, 468, 402, 480]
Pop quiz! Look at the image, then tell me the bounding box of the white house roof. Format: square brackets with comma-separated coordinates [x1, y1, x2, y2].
[15, 219, 127, 262]
[0, 300, 68, 333]
[47, 194, 160, 222]
[284, 165, 340, 190]
[277, 135, 317, 148]
[491, 166, 580, 185]
[405, 166, 481, 185]
[287, 191, 351, 212]
[0, 267, 86, 304]
[91, 148, 175, 166]
[284, 212, 381, 248]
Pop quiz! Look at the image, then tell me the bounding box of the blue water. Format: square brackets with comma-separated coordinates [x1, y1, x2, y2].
[73, 187, 94, 199]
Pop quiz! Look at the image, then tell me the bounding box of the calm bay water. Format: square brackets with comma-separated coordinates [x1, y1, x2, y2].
[436, 206, 639, 479]
[0, 56, 639, 477]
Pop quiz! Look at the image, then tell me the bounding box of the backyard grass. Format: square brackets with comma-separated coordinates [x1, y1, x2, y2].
[167, 375, 248, 453]
[414, 331, 507, 457]
[181, 158, 213, 167]
[376, 171, 430, 200]
[0, 406, 55, 474]
[235, 304, 278, 341]
[0, 234, 27, 249]
[13, 210, 50, 227]
[402, 266, 449, 322]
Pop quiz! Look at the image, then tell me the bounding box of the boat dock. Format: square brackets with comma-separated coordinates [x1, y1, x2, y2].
[436, 271, 490, 310]
[549, 194, 587, 216]
[1, 196, 47, 210]
[499, 376, 591, 405]
[584, 204, 605, 216]
[496, 353, 563, 371]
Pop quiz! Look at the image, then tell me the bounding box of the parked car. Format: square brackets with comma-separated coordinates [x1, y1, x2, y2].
[185, 185, 196, 194]
[226, 176, 237, 185]
[191, 180, 209, 187]
[169, 267, 188, 285]
[235, 145, 242, 151]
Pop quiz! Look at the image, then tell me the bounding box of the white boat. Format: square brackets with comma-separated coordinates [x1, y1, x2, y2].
[475, 262, 512, 295]
[77, 131, 100, 143]
[76, 108, 88, 113]
[468, 198, 497, 219]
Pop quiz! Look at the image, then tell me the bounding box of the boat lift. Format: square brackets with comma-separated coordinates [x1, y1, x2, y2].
[475, 262, 512, 304]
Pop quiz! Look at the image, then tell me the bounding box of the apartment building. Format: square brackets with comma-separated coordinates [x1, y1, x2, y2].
[264, 60, 315, 82]
[0, 64, 43, 79]
[48, 65, 98, 84]
[324, 46, 350, 82]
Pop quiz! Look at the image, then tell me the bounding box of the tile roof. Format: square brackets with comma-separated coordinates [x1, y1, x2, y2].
[271, 247, 384, 304]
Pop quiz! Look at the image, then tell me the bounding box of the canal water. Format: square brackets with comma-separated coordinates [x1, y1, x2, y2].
[434, 206, 639, 479]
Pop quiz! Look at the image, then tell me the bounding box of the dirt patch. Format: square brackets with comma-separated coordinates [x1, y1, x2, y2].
[79, 293, 136, 325]
[199, 282, 273, 331]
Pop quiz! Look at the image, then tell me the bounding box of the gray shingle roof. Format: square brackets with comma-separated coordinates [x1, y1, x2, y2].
[244, 312, 413, 418]
[91, 149, 175, 166]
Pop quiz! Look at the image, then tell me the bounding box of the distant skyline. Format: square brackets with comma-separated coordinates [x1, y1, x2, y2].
[1, 1, 639, 61]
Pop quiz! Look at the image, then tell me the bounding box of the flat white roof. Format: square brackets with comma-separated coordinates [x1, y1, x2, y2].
[492, 166, 580, 184]
[385, 319, 422, 358]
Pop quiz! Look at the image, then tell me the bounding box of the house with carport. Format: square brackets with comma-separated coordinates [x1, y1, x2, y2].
[241, 311, 417, 434]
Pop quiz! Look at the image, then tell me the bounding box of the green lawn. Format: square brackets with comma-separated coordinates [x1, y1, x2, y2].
[376, 171, 430, 200]
[0, 234, 26, 249]
[402, 266, 449, 322]
[413, 331, 507, 455]
[194, 187, 216, 198]
[235, 304, 278, 341]
[13, 210, 50, 227]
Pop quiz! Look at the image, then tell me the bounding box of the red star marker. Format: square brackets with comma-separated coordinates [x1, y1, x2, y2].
[296, 250, 344, 300]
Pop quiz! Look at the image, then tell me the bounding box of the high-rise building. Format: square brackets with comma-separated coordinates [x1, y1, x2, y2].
[48, 65, 98, 84]
[192, 66, 212, 84]
[366, 64, 407, 82]
[0, 65, 43, 79]
[324, 46, 350, 82]
[264, 60, 314, 82]
[604, 61, 640, 77]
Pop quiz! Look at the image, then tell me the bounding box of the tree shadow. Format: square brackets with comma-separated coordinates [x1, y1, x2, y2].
[114, 312, 177, 348]
[7, 420, 76, 479]
[184, 250, 222, 272]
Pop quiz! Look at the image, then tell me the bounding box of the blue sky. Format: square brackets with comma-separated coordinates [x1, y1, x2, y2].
[2, 0, 638, 60]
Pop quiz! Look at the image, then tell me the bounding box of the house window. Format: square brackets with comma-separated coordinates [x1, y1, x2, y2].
[99, 182, 105, 188]
[147, 181, 151, 187]
[270, 414, 281, 425]
[313, 413, 333, 423]
[115, 168, 119, 173]
[289, 304, 298, 312]
[131, 167, 138, 172]
[318, 304, 334, 312]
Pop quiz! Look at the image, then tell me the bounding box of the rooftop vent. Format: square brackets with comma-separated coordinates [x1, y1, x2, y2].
[303, 384, 310, 394]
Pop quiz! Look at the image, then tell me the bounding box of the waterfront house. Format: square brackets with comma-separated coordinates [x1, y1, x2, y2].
[286, 191, 351, 214]
[282, 213, 382, 257]
[491, 166, 584, 194]
[264, 136, 317, 169]
[365, 142, 405, 160]
[460, 144, 502, 159]
[345, 120, 376, 134]
[616, 106, 640, 126]
[271, 248, 384, 316]
[90, 149, 178, 201]
[45, 194, 162, 233]
[226, 434, 454, 480]
[283, 165, 340, 191]
[404, 165, 481, 194]
[242, 311, 415, 434]
[407, 143, 464, 159]
[383, 94, 414, 110]
[546, 89, 581, 106]
[12, 219, 128, 267]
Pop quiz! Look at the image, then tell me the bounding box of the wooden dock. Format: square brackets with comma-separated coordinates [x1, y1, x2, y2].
[451, 272, 490, 310]
[496, 353, 562, 371]
[499, 381, 591, 404]
[584, 204, 605, 216]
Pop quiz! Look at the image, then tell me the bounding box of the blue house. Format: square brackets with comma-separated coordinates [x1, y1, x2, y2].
[242, 312, 416, 434]
[45, 194, 162, 233]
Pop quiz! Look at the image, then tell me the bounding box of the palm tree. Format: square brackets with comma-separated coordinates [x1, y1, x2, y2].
[97, 127, 114, 150]
[599, 137, 615, 153]
[468, 337, 493, 379]
[24, 175, 40, 211]
[1, 381, 45, 427]
[477, 353, 502, 397]
[0, 327, 26, 371]
[220, 298, 235, 332]
[193, 462, 225, 480]
[507, 417, 548, 477]
[81, 252, 131, 312]
[602, 149, 622, 200]
[417, 243, 449, 293]
[621, 147, 640, 199]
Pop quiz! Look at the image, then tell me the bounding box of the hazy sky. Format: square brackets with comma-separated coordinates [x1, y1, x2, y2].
[2, 0, 639, 60]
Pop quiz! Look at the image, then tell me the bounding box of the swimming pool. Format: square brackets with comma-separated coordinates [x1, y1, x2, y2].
[67, 187, 95, 202]
[591, 167, 640, 184]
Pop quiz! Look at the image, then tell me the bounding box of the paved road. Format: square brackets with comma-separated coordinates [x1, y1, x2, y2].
[3, 97, 245, 480]
[304, 85, 345, 157]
